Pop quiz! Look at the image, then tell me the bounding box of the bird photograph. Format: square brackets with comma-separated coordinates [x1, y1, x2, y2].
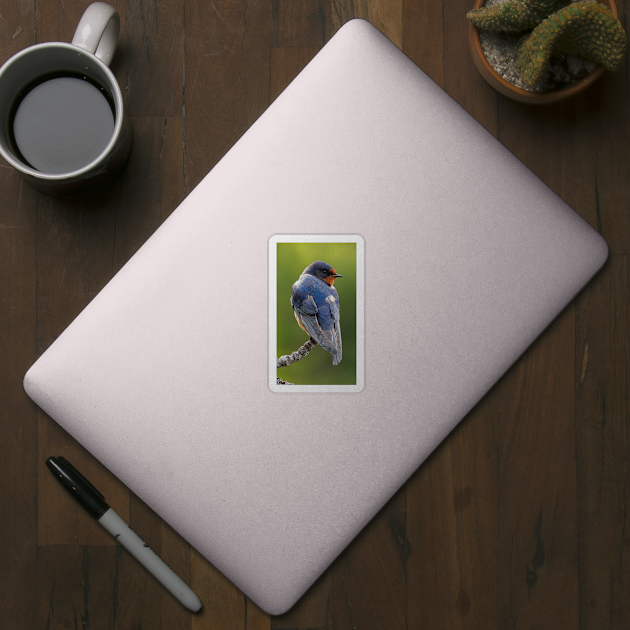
[276, 242, 357, 385]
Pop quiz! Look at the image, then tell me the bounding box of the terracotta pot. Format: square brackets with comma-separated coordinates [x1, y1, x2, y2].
[468, 0, 619, 103]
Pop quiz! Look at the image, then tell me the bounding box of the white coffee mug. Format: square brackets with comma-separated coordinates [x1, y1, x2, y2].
[0, 2, 132, 197]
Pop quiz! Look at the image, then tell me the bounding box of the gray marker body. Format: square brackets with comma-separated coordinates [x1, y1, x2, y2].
[99, 508, 202, 612]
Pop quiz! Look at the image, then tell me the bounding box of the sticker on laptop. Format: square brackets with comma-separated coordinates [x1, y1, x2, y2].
[269, 235, 364, 393]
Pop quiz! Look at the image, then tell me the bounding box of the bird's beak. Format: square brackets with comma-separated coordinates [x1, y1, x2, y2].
[331, 273, 343, 278]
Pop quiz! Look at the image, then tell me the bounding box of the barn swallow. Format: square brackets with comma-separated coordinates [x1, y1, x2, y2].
[291, 260, 343, 365]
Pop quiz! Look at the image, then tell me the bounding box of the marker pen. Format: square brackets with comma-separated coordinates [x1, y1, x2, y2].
[46, 456, 202, 613]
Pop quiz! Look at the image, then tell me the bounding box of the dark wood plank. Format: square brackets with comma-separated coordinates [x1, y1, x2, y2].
[576, 255, 630, 629]
[0, 146, 38, 630]
[331, 486, 407, 630]
[489, 44, 626, 629]
[272, 0, 331, 47]
[497, 305, 578, 628]
[0, 0, 36, 53]
[36, 0, 125, 45]
[402, 0, 444, 88]
[0, 4, 39, 629]
[36, 545, 118, 630]
[184, 0, 272, 192]
[491, 24, 629, 627]
[407, 394, 499, 629]
[126, 0, 184, 117]
[0, 174, 37, 627]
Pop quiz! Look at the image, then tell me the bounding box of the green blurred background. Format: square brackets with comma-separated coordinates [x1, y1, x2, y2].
[277, 242, 356, 385]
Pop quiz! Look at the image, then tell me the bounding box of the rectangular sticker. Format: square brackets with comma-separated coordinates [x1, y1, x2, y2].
[269, 235, 364, 393]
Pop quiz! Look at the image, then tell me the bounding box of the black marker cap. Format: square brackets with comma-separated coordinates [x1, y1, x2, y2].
[46, 456, 110, 519]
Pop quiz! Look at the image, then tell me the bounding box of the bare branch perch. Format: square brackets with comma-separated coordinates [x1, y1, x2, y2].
[277, 339, 318, 369]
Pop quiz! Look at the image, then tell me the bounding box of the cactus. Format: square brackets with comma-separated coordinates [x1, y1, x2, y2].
[516, 1, 627, 85]
[467, 0, 568, 33]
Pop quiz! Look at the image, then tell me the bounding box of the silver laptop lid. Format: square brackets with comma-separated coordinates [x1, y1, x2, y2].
[24, 19, 607, 614]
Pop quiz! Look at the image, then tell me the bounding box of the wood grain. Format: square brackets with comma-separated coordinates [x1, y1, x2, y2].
[271, 0, 331, 46]
[576, 255, 630, 629]
[331, 486, 408, 630]
[126, 0, 184, 117]
[0, 156, 38, 630]
[0, 4, 39, 630]
[36, 545, 118, 630]
[497, 304, 578, 628]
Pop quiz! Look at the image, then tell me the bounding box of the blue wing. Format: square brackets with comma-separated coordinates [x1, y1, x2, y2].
[322, 292, 342, 365]
[291, 277, 342, 365]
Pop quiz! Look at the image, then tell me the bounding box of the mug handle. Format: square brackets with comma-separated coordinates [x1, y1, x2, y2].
[71, 2, 120, 67]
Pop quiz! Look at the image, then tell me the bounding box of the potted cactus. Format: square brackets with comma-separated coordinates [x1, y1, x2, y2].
[467, 0, 627, 102]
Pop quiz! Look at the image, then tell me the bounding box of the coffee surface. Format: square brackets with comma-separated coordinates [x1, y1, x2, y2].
[12, 75, 115, 174]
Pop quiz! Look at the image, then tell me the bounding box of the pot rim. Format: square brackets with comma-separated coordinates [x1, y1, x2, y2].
[468, 0, 618, 103]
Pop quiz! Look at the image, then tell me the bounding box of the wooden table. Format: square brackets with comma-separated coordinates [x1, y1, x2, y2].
[1, 0, 628, 628]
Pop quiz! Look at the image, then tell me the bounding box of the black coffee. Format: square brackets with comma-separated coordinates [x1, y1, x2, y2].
[10, 73, 115, 174]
